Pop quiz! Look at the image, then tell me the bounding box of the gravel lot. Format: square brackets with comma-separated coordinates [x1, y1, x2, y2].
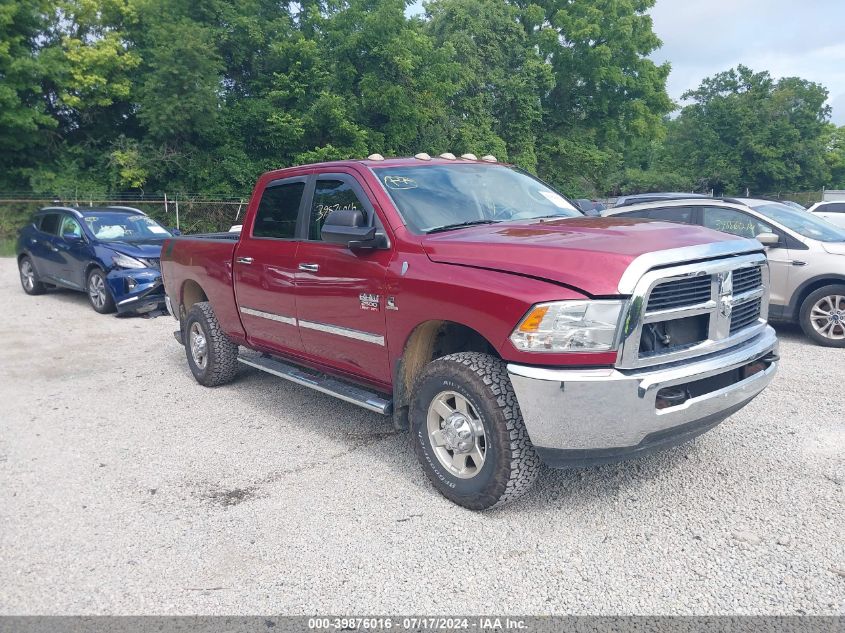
[0, 258, 843, 615]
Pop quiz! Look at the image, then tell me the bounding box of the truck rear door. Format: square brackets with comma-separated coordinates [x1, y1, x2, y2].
[294, 171, 392, 386]
[233, 175, 308, 355]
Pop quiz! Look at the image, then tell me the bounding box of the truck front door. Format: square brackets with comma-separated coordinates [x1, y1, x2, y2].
[234, 176, 308, 356]
[294, 172, 392, 387]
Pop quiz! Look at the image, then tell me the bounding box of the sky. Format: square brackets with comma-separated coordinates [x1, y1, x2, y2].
[649, 0, 845, 124]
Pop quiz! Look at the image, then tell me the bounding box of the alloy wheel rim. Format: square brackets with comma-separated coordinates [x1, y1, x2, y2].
[88, 274, 106, 308]
[189, 322, 208, 369]
[810, 295, 845, 340]
[426, 390, 486, 479]
[20, 260, 34, 291]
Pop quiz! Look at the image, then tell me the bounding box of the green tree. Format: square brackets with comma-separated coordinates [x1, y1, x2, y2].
[0, 0, 56, 189]
[529, 0, 673, 194]
[427, 0, 552, 170]
[665, 65, 832, 194]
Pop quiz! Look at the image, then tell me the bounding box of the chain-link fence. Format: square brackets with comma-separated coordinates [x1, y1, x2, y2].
[0, 195, 248, 241]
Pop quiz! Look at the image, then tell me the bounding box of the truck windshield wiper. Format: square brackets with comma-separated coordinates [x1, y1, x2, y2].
[425, 219, 498, 234]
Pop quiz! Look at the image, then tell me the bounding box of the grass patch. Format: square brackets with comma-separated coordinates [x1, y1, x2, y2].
[0, 237, 16, 257]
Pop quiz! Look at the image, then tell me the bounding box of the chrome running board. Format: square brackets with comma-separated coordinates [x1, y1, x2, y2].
[237, 353, 392, 415]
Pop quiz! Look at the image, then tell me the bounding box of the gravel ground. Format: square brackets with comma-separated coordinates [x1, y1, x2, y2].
[0, 258, 843, 615]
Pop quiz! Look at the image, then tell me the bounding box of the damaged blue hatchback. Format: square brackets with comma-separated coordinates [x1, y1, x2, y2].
[16, 206, 173, 315]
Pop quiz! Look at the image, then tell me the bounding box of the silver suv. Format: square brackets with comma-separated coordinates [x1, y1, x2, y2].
[603, 197, 845, 347]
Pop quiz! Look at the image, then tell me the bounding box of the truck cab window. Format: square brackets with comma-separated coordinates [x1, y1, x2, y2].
[253, 182, 305, 239]
[308, 179, 368, 240]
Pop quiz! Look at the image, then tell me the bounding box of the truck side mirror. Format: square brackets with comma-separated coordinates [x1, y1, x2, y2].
[321, 209, 379, 250]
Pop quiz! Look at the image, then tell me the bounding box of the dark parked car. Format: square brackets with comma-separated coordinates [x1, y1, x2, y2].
[16, 206, 172, 314]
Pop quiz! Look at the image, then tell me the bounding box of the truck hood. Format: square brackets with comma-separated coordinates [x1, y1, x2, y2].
[421, 217, 751, 296]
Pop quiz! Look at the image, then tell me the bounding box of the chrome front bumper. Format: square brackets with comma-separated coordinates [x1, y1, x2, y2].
[507, 326, 779, 466]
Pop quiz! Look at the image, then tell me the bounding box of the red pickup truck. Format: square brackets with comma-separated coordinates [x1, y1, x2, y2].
[161, 155, 779, 510]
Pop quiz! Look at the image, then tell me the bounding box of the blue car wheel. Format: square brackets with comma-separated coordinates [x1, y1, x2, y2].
[18, 256, 46, 296]
[87, 268, 116, 314]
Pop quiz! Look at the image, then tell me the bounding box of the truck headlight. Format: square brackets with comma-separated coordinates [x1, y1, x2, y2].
[510, 300, 625, 352]
[112, 253, 146, 269]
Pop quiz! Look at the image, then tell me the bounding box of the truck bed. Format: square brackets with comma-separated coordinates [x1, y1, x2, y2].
[160, 234, 245, 340]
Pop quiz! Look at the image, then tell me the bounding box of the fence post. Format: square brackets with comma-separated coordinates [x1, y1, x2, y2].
[175, 195, 180, 230]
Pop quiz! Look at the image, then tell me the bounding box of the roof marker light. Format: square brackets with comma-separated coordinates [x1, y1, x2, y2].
[439, 152, 457, 160]
[460, 153, 478, 160]
[368, 153, 385, 161]
[480, 155, 497, 162]
[414, 152, 432, 160]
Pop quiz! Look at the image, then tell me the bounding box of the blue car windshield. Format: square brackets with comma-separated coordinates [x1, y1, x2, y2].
[82, 213, 172, 241]
[373, 164, 581, 233]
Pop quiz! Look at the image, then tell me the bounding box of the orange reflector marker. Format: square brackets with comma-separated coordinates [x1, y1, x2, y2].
[519, 306, 549, 332]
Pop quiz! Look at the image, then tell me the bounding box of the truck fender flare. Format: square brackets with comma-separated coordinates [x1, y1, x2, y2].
[392, 319, 499, 430]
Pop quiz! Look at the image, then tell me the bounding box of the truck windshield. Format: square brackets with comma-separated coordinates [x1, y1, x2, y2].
[82, 213, 172, 241]
[374, 164, 581, 233]
[747, 202, 845, 243]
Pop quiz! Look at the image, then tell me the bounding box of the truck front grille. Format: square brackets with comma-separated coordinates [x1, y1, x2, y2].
[646, 275, 712, 312]
[730, 298, 762, 334]
[618, 258, 769, 369]
[732, 266, 762, 294]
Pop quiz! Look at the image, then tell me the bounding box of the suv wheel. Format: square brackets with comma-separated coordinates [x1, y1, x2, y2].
[184, 302, 239, 386]
[18, 256, 46, 295]
[409, 352, 541, 510]
[87, 268, 116, 314]
[799, 284, 845, 347]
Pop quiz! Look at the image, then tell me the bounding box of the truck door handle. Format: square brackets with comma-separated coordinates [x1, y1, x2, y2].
[49, 245, 59, 252]
[236, 257, 253, 265]
[298, 263, 319, 272]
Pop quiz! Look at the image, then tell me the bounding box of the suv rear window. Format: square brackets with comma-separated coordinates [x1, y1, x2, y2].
[820, 202, 845, 213]
[645, 207, 694, 224]
[38, 213, 61, 235]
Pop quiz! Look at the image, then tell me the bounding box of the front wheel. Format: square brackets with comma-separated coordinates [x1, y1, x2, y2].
[87, 268, 116, 314]
[184, 302, 239, 387]
[18, 256, 46, 295]
[410, 352, 541, 510]
[799, 285, 845, 347]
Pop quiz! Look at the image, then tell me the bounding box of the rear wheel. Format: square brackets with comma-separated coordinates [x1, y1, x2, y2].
[410, 352, 541, 510]
[18, 256, 46, 295]
[799, 285, 845, 347]
[184, 302, 239, 386]
[87, 268, 116, 314]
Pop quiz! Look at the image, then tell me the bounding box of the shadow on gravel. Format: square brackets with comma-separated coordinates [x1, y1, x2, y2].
[222, 360, 714, 515]
[770, 321, 807, 343]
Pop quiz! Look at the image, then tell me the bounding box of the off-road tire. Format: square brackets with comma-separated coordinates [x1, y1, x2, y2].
[86, 267, 116, 314]
[184, 301, 239, 386]
[18, 256, 46, 295]
[409, 352, 541, 510]
[799, 284, 845, 348]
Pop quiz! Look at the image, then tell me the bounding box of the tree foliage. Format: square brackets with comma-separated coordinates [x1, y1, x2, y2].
[661, 65, 833, 194]
[0, 0, 839, 199]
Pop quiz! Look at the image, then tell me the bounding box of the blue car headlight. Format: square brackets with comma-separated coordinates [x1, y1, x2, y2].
[112, 252, 146, 269]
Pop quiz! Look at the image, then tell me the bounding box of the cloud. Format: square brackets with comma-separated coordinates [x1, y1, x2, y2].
[650, 0, 845, 123]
